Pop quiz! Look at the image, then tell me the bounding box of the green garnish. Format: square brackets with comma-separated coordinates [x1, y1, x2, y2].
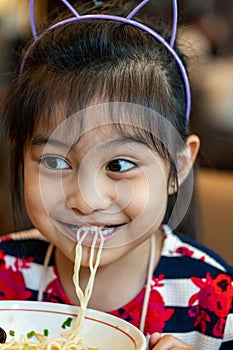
[9, 330, 15, 336]
[27, 330, 35, 339]
[61, 317, 73, 329]
[43, 329, 49, 337]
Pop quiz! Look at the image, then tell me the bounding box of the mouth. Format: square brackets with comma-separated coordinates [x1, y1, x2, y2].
[69, 224, 118, 236]
[55, 220, 124, 243]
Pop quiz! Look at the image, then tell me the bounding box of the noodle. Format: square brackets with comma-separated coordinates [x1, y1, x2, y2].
[0, 227, 104, 349]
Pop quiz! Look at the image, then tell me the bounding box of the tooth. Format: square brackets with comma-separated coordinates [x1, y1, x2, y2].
[101, 227, 115, 235]
[69, 224, 115, 236]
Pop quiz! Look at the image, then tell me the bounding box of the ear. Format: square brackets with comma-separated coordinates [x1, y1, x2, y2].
[168, 134, 200, 194]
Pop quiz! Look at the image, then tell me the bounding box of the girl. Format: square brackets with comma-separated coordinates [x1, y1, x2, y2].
[1, 1, 233, 349]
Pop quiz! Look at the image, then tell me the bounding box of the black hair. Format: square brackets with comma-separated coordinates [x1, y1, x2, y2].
[2, 1, 191, 231]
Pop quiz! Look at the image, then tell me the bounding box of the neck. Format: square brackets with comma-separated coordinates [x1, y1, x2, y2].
[55, 228, 164, 311]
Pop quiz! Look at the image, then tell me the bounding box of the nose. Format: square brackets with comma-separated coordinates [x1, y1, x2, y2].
[66, 170, 114, 215]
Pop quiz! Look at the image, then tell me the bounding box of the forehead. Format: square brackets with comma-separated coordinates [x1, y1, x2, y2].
[33, 102, 159, 144]
[32, 123, 161, 169]
[33, 120, 144, 155]
[32, 102, 181, 159]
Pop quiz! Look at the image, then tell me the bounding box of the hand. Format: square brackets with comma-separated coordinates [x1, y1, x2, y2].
[149, 332, 193, 349]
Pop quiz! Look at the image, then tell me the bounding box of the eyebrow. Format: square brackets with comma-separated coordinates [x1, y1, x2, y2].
[31, 134, 146, 150]
[31, 135, 70, 148]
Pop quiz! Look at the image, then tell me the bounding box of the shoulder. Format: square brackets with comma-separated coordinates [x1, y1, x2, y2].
[154, 226, 233, 343]
[159, 225, 233, 278]
[0, 228, 45, 242]
[0, 229, 57, 301]
[0, 228, 50, 265]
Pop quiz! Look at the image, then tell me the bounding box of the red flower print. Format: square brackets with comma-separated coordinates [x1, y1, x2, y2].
[45, 278, 62, 302]
[109, 281, 174, 335]
[0, 250, 5, 259]
[194, 310, 211, 334]
[213, 318, 226, 338]
[175, 246, 194, 257]
[189, 273, 233, 318]
[145, 289, 174, 334]
[44, 275, 71, 304]
[0, 250, 6, 271]
[0, 236, 13, 243]
[14, 257, 34, 269]
[189, 272, 233, 337]
[0, 250, 33, 300]
[151, 274, 165, 287]
[0, 267, 32, 300]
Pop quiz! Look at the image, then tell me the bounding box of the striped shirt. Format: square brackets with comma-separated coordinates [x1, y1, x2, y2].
[0, 225, 232, 349]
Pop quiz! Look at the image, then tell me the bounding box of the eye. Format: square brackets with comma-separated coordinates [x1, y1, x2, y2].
[41, 156, 70, 170]
[106, 159, 136, 172]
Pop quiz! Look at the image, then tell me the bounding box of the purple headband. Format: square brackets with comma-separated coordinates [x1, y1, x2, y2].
[23, 0, 191, 123]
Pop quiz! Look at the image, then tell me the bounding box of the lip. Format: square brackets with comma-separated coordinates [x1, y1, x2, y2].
[54, 219, 125, 245]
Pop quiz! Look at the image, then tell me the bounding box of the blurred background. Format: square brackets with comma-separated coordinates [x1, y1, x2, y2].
[0, 0, 232, 264]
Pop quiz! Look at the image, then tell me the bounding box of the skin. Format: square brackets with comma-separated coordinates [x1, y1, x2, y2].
[23, 120, 199, 350]
[149, 333, 193, 349]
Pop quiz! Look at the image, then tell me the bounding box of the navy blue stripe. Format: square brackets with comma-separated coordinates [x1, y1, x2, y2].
[27, 289, 65, 303]
[164, 307, 225, 339]
[163, 307, 194, 333]
[0, 239, 54, 265]
[219, 340, 233, 349]
[174, 231, 233, 273]
[155, 255, 227, 279]
[28, 290, 38, 301]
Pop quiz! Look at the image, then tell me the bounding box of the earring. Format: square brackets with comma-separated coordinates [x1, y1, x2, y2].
[169, 180, 177, 193]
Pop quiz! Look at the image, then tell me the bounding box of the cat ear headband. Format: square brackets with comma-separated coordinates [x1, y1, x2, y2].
[23, 0, 191, 123]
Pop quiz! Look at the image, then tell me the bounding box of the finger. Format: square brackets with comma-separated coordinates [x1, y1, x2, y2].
[149, 332, 162, 348]
[150, 334, 193, 350]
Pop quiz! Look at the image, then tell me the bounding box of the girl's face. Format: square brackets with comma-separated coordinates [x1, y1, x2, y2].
[24, 120, 170, 267]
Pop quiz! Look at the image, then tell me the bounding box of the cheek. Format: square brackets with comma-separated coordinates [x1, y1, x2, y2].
[24, 166, 62, 220]
[24, 170, 44, 220]
[121, 169, 168, 233]
[39, 178, 63, 212]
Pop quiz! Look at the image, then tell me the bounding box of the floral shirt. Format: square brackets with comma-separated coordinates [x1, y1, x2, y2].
[0, 226, 232, 349]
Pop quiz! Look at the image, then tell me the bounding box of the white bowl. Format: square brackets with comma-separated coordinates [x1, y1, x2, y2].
[0, 300, 147, 349]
